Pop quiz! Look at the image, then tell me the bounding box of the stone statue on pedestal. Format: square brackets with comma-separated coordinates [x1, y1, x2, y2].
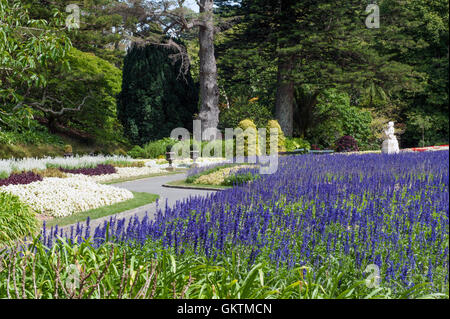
[382, 121, 400, 154]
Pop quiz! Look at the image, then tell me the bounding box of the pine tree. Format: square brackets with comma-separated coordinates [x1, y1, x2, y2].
[117, 43, 199, 145]
[26, 0, 125, 67]
[217, 0, 423, 138]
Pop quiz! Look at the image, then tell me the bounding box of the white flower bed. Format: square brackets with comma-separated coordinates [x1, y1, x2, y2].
[196, 157, 231, 166]
[85, 167, 165, 183]
[0, 176, 134, 218]
[145, 157, 230, 169]
[0, 155, 133, 177]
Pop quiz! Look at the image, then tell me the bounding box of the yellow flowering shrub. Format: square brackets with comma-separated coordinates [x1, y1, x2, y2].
[266, 120, 286, 153]
[193, 166, 254, 185]
[237, 119, 260, 156]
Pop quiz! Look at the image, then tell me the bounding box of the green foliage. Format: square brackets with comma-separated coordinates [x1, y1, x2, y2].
[127, 145, 146, 159]
[218, 97, 273, 131]
[0, 0, 71, 128]
[200, 138, 235, 158]
[216, 16, 278, 121]
[105, 160, 145, 168]
[0, 192, 39, 245]
[223, 171, 261, 186]
[128, 138, 179, 159]
[118, 43, 198, 146]
[0, 234, 445, 298]
[405, 110, 448, 147]
[0, 143, 64, 160]
[0, 171, 8, 180]
[217, 0, 448, 148]
[43, 48, 124, 145]
[306, 90, 373, 150]
[25, 0, 126, 67]
[143, 138, 179, 159]
[285, 137, 311, 152]
[376, 0, 449, 147]
[0, 122, 63, 146]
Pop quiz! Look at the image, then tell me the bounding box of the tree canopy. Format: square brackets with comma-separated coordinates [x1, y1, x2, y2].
[0, 0, 448, 152]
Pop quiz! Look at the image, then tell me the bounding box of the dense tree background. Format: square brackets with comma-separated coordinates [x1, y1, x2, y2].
[0, 0, 448, 154]
[117, 43, 199, 145]
[215, 0, 448, 147]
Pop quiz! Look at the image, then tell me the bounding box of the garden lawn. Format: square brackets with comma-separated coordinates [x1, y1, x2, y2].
[44, 192, 159, 228]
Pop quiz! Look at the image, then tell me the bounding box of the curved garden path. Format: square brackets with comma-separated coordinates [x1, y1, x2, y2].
[62, 173, 216, 231]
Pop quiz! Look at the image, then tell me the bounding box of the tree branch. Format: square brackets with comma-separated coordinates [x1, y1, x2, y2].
[30, 91, 92, 116]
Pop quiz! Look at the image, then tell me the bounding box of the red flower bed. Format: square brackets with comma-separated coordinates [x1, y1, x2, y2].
[410, 145, 449, 152]
[0, 172, 43, 187]
[59, 164, 117, 176]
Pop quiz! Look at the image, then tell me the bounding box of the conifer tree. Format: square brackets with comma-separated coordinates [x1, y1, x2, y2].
[117, 43, 199, 145]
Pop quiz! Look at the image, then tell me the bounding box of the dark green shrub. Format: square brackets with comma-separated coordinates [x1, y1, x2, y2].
[143, 138, 178, 159]
[223, 171, 261, 186]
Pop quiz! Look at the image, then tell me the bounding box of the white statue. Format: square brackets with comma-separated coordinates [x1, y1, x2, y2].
[381, 121, 400, 154]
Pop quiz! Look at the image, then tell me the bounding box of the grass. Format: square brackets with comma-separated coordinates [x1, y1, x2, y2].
[44, 192, 159, 228]
[165, 179, 231, 190]
[100, 169, 187, 185]
[0, 192, 39, 245]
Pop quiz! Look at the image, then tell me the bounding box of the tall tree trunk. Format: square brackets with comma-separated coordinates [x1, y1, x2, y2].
[47, 115, 58, 134]
[294, 87, 320, 137]
[197, 0, 220, 140]
[275, 55, 295, 137]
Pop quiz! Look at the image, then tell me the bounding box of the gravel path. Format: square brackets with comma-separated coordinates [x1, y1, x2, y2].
[58, 173, 216, 231]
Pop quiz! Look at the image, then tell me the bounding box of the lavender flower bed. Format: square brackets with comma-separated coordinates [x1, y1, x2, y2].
[42, 151, 449, 293]
[60, 164, 117, 176]
[0, 171, 43, 187]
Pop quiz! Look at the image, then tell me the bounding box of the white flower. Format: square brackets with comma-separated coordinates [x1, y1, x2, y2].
[85, 167, 165, 183]
[0, 155, 133, 177]
[0, 176, 134, 218]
